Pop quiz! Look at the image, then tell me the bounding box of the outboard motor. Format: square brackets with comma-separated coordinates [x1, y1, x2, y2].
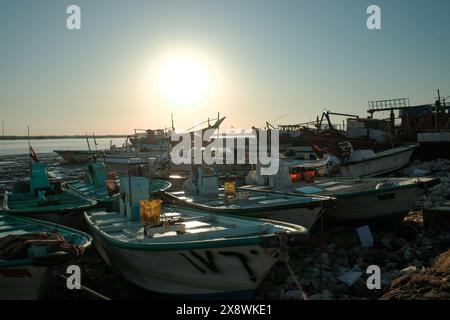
[325, 156, 341, 176]
[338, 141, 353, 163]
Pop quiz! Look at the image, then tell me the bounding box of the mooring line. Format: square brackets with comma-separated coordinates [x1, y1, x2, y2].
[59, 274, 111, 300]
[284, 260, 308, 300]
[277, 232, 308, 300]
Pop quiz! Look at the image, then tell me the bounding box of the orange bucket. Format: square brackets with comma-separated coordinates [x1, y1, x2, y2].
[224, 181, 237, 196]
[140, 199, 162, 226]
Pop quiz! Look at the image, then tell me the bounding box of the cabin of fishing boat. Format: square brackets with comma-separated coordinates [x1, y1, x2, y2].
[87, 161, 108, 187]
[30, 163, 51, 194]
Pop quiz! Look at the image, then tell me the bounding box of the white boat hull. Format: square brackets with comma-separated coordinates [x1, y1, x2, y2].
[339, 145, 417, 177]
[327, 187, 424, 222]
[242, 207, 322, 230]
[0, 265, 57, 300]
[89, 227, 279, 297]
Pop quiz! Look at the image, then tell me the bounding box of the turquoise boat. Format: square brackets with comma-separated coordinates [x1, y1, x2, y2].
[1, 163, 97, 228]
[84, 175, 308, 298]
[163, 165, 335, 230]
[0, 212, 92, 299]
[242, 176, 441, 224]
[65, 161, 171, 208]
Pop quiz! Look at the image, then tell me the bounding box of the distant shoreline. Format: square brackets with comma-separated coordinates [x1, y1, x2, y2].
[0, 135, 129, 140]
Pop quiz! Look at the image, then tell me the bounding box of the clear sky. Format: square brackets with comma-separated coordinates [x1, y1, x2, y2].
[1, 0, 449, 135]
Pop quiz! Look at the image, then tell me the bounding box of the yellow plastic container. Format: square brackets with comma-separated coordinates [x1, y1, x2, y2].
[224, 181, 237, 196]
[140, 199, 162, 226]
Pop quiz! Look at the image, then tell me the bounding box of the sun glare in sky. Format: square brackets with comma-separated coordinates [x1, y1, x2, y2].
[158, 56, 210, 105]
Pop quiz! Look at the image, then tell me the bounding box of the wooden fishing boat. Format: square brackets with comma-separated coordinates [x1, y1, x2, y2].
[241, 176, 440, 224]
[85, 193, 308, 297]
[162, 166, 335, 230]
[0, 213, 92, 299]
[0, 163, 97, 227]
[65, 161, 171, 208]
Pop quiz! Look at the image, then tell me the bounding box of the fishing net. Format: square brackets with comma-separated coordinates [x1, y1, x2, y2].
[0, 232, 84, 260]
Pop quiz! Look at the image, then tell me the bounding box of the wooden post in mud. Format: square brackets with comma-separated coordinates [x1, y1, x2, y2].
[171, 113, 175, 131]
[1, 120, 4, 152]
[27, 125, 31, 173]
[85, 133, 91, 152]
[93, 133, 98, 151]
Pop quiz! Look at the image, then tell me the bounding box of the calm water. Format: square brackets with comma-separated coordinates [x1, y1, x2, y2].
[0, 138, 127, 156]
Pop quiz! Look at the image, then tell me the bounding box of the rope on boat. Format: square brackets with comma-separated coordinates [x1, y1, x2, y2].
[277, 233, 308, 300]
[59, 274, 111, 300]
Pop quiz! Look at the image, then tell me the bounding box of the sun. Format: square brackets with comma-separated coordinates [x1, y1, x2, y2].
[159, 57, 210, 105]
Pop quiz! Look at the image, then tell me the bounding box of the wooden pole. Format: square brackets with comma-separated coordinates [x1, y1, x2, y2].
[85, 133, 91, 153]
[27, 126, 31, 173]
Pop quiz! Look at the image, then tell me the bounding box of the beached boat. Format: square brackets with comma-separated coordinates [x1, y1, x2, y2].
[290, 144, 418, 177]
[0, 213, 92, 299]
[54, 149, 105, 164]
[84, 174, 308, 297]
[0, 162, 97, 227]
[65, 161, 171, 208]
[241, 176, 440, 224]
[162, 166, 335, 230]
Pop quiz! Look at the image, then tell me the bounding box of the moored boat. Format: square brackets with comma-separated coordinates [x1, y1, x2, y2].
[84, 174, 308, 298]
[0, 213, 92, 299]
[0, 162, 97, 227]
[54, 149, 105, 164]
[163, 165, 335, 230]
[290, 144, 418, 177]
[65, 161, 171, 208]
[242, 176, 440, 224]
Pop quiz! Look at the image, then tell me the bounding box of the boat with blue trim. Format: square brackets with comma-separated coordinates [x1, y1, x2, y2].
[0, 212, 92, 299]
[163, 165, 335, 230]
[241, 176, 440, 224]
[84, 174, 308, 298]
[65, 161, 171, 208]
[1, 162, 97, 227]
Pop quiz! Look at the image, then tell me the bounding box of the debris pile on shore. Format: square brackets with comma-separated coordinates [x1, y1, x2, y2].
[402, 159, 450, 208]
[256, 211, 450, 300]
[380, 249, 450, 300]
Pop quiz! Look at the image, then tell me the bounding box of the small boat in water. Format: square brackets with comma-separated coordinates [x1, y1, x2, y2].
[84, 174, 308, 298]
[163, 165, 335, 230]
[1, 162, 97, 227]
[0, 213, 92, 299]
[242, 176, 440, 224]
[65, 161, 171, 208]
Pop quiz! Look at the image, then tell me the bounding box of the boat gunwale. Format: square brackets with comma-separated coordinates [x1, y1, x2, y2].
[341, 144, 418, 167]
[65, 178, 172, 204]
[84, 208, 307, 252]
[163, 190, 335, 213]
[241, 177, 440, 199]
[1, 188, 98, 214]
[0, 213, 93, 268]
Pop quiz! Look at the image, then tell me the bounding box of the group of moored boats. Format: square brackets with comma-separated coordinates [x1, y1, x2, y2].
[0, 143, 441, 299]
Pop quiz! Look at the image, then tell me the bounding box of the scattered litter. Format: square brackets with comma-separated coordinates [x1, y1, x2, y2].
[356, 225, 374, 248]
[337, 270, 363, 287]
